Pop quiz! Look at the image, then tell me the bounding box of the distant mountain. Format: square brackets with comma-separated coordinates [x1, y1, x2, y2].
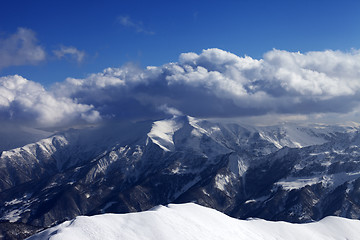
[0, 123, 52, 152]
[28, 203, 360, 240]
[1, 116, 360, 238]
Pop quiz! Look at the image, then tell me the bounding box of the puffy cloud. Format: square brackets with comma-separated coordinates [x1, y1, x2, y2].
[0, 28, 46, 69]
[48, 48, 360, 121]
[0, 75, 100, 127]
[164, 48, 360, 116]
[3, 48, 360, 127]
[262, 49, 360, 97]
[53, 46, 85, 63]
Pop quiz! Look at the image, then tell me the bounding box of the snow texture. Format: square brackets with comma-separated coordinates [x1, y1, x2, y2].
[147, 118, 183, 151]
[28, 203, 360, 240]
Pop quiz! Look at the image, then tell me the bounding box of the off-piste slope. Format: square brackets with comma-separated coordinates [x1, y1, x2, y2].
[28, 203, 360, 240]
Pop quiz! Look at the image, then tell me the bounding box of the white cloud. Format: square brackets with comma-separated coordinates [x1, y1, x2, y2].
[3, 48, 360, 127]
[158, 105, 183, 116]
[118, 16, 154, 35]
[262, 49, 360, 97]
[0, 28, 46, 69]
[0, 75, 100, 127]
[61, 48, 360, 120]
[53, 46, 85, 63]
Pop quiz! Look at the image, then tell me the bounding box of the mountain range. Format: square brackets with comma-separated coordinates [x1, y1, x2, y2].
[1, 116, 360, 239]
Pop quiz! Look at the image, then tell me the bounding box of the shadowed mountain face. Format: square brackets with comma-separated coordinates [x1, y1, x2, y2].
[1, 116, 360, 238]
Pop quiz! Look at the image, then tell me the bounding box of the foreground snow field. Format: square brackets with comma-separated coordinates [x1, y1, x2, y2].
[28, 203, 360, 240]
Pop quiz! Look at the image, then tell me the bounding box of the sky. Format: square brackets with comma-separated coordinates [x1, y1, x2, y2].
[1, 0, 360, 128]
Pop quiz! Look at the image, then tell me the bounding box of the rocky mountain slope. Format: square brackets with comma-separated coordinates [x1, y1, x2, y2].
[1, 116, 360, 238]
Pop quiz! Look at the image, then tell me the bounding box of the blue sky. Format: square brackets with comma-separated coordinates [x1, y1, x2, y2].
[1, 0, 360, 127]
[1, 0, 359, 86]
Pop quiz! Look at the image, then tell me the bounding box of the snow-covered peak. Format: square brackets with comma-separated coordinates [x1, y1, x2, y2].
[147, 117, 184, 151]
[0, 134, 69, 165]
[28, 203, 360, 240]
[0, 123, 53, 152]
[257, 124, 328, 149]
[146, 115, 218, 152]
[146, 115, 357, 155]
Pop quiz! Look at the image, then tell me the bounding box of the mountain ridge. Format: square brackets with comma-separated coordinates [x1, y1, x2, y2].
[28, 203, 360, 240]
[1, 116, 360, 238]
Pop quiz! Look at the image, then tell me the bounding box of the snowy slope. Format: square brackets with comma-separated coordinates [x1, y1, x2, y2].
[252, 123, 352, 149]
[28, 203, 360, 240]
[147, 118, 183, 151]
[147, 116, 348, 156]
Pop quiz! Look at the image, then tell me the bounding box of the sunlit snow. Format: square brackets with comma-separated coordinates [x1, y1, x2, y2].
[28, 203, 360, 240]
[147, 118, 183, 151]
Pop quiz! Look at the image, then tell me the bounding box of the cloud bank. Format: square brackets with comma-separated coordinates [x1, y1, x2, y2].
[0, 28, 46, 69]
[2, 48, 360, 127]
